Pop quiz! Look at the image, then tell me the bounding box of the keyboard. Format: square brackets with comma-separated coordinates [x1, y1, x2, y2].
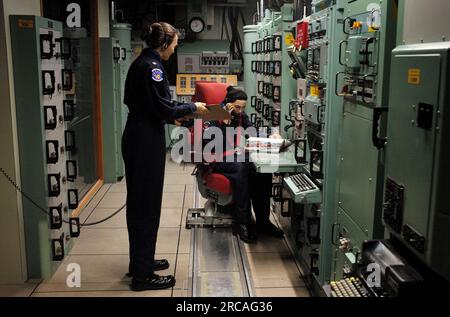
[283, 173, 322, 204]
[290, 173, 316, 192]
[330, 277, 373, 297]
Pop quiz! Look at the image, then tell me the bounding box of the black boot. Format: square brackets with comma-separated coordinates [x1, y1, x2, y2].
[232, 223, 257, 244]
[256, 221, 284, 238]
[131, 274, 176, 291]
[126, 259, 170, 278]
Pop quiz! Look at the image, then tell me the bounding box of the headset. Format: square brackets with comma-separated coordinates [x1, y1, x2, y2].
[142, 24, 174, 50]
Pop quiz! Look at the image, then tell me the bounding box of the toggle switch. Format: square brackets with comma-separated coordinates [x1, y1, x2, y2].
[68, 189, 79, 210]
[70, 218, 81, 238]
[62, 69, 73, 91]
[48, 173, 61, 197]
[50, 203, 63, 229]
[46, 140, 59, 164]
[55, 37, 72, 60]
[42, 71, 56, 96]
[66, 160, 78, 182]
[44, 106, 57, 130]
[63, 100, 75, 121]
[52, 233, 65, 261]
[65, 130, 77, 154]
[40, 33, 54, 60]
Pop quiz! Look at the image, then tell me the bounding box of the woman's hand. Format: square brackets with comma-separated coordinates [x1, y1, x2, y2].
[225, 103, 235, 114]
[195, 102, 209, 115]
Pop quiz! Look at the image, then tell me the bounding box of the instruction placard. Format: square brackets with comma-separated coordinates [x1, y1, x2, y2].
[408, 69, 421, 85]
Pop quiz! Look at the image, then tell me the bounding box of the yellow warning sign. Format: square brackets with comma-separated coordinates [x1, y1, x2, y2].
[18, 19, 34, 29]
[310, 85, 319, 97]
[408, 69, 421, 85]
[285, 33, 295, 46]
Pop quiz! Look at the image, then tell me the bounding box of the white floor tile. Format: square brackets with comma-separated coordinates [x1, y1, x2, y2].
[96, 192, 126, 209]
[159, 208, 184, 228]
[84, 208, 127, 228]
[247, 252, 305, 288]
[0, 284, 37, 297]
[35, 254, 177, 293]
[70, 228, 129, 255]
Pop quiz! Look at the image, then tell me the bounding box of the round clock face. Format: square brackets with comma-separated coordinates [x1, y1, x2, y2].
[189, 18, 205, 33]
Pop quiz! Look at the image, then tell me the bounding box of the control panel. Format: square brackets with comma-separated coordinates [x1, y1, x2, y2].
[200, 51, 230, 74]
[176, 74, 237, 96]
[10, 16, 81, 277]
[329, 277, 373, 297]
[283, 173, 321, 204]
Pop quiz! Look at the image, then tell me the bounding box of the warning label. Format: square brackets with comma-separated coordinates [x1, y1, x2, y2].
[18, 19, 34, 28]
[408, 69, 421, 85]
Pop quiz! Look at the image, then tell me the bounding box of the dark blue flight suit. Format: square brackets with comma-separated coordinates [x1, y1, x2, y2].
[207, 112, 273, 227]
[122, 48, 196, 280]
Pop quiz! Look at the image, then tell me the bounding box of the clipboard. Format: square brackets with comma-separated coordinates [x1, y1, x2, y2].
[193, 104, 232, 121]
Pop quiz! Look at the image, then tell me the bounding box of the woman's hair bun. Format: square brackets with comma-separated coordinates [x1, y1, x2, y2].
[141, 24, 152, 41]
[224, 86, 248, 103]
[142, 22, 176, 49]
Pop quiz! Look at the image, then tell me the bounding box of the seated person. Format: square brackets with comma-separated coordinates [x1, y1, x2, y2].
[205, 86, 284, 243]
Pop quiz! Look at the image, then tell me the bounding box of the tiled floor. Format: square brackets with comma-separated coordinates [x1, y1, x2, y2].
[1, 155, 309, 297]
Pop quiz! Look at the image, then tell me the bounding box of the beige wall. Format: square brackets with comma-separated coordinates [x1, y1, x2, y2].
[98, 0, 110, 37]
[0, 0, 41, 284]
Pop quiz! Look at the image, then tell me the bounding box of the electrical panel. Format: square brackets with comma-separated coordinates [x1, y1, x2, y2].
[332, 0, 398, 281]
[200, 51, 230, 74]
[248, 5, 297, 140]
[100, 38, 126, 183]
[244, 25, 259, 120]
[384, 42, 450, 282]
[10, 16, 80, 278]
[281, 0, 346, 289]
[177, 40, 230, 74]
[64, 34, 98, 199]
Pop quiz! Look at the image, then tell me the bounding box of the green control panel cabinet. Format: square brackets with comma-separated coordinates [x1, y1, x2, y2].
[10, 15, 81, 279]
[332, 0, 398, 281]
[277, 0, 347, 294]
[246, 4, 297, 139]
[384, 42, 450, 282]
[100, 38, 126, 183]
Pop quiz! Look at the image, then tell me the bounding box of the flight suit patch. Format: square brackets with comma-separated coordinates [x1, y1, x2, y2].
[152, 68, 164, 82]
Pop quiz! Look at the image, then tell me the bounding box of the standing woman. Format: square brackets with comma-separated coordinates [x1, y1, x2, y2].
[122, 22, 208, 291]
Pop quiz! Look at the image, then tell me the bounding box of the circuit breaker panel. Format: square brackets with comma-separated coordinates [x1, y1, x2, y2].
[281, 0, 345, 288]
[250, 4, 297, 139]
[100, 38, 125, 183]
[333, 0, 397, 281]
[10, 16, 80, 279]
[384, 42, 450, 282]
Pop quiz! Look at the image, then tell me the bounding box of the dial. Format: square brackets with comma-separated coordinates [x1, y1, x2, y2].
[189, 17, 205, 33]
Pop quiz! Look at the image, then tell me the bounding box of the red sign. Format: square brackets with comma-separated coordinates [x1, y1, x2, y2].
[295, 21, 309, 49]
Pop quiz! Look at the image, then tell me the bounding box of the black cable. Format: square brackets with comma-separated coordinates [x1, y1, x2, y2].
[228, 8, 235, 58]
[0, 167, 126, 227]
[223, 7, 230, 42]
[239, 8, 247, 27]
[221, 7, 225, 40]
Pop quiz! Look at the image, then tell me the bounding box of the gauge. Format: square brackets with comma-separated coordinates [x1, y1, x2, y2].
[189, 17, 205, 33]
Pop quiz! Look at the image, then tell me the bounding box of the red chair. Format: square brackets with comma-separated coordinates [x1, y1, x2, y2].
[185, 82, 235, 228]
